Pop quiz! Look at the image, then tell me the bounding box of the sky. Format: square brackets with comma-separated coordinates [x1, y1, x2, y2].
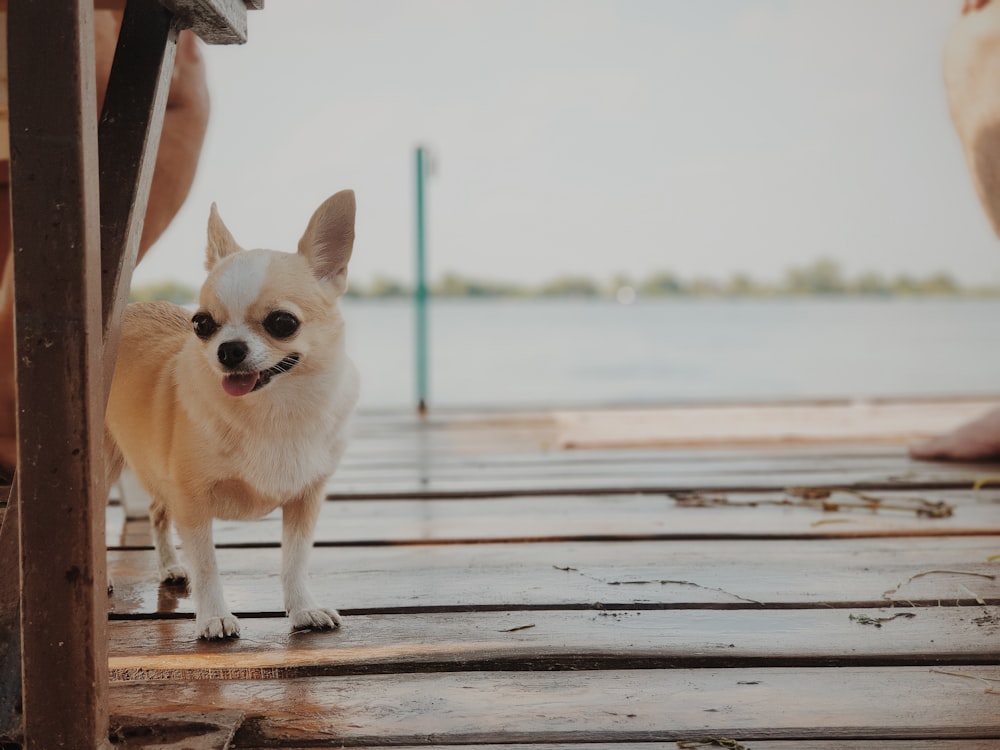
[131, 0, 1000, 290]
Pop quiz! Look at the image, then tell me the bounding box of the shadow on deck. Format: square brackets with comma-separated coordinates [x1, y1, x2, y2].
[101, 404, 1000, 748]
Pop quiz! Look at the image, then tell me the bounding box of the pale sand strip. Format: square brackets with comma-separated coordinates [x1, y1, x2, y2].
[552, 398, 1000, 449]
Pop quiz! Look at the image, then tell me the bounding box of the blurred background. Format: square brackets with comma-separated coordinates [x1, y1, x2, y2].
[131, 0, 1000, 412]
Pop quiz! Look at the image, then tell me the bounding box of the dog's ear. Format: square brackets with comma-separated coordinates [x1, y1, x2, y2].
[297, 190, 355, 294]
[206, 203, 241, 271]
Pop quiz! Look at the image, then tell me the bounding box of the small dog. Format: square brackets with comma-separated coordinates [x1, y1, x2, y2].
[106, 190, 359, 639]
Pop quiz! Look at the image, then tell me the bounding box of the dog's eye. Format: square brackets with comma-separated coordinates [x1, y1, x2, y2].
[263, 310, 299, 339]
[192, 312, 219, 340]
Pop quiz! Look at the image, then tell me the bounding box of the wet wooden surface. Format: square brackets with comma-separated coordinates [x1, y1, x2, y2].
[99, 410, 1000, 748]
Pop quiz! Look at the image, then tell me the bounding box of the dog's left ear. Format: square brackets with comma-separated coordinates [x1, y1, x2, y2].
[297, 190, 355, 295]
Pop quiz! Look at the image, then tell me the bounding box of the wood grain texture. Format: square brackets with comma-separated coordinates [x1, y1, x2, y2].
[160, 0, 248, 44]
[7, 2, 109, 747]
[107, 607, 1000, 680]
[105, 667, 1000, 745]
[107, 537, 1000, 617]
[99, 408, 1000, 744]
[326, 443, 993, 498]
[106, 489, 1000, 549]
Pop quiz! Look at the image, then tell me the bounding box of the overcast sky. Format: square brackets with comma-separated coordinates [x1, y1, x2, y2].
[131, 0, 999, 290]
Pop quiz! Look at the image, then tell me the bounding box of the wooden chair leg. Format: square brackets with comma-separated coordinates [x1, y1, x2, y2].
[8, 3, 109, 747]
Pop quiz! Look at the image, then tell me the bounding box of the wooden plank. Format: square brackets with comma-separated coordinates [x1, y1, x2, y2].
[333, 420, 993, 488]
[325, 449, 990, 498]
[327, 477, 980, 500]
[327, 416, 1000, 499]
[104, 667, 1000, 744]
[272, 744, 1000, 750]
[160, 0, 248, 44]
[341, 400, 1000, 458]
[106, 606, 1000, 680]
[106, 537, 1000, 616]
[7, 3, 109, 748]
[337, 440, 933, 468]
[99, 0, 178, 396]
[106, 488, 1000, 549]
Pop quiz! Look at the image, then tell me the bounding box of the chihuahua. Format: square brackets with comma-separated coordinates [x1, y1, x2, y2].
[106, 190, 359, 639]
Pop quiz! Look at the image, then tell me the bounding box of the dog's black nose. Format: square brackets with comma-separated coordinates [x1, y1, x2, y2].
[217, 341, 249, 368]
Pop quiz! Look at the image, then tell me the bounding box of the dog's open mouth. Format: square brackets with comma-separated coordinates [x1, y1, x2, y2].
[222, 354, 300, 397]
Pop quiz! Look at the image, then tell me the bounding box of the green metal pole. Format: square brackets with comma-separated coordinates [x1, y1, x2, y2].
[415, 147, 428, 416]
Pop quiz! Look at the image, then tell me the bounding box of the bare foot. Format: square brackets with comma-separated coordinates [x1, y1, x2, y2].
[909, 406, 1000, 461]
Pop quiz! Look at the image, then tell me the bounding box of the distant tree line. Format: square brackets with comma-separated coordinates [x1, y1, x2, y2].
[345, 259, 998, 300]
[131, 258, 1000, 305]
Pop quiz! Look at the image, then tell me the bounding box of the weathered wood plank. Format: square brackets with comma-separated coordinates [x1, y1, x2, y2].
[107, 607, 1000, 680]
[337, 406, 986, 457]
[7, 3, 109, 747]
[325, 450, 990, 498]
[105, 489, 1000, 549]
[107, 537, 1000, 617]
[330, 415, 999, 496]
[333, 443, 957, 475]
[103, 667, 1000, 745]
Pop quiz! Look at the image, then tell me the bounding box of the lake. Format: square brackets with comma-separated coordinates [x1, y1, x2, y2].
[340, 297, 1000, 411]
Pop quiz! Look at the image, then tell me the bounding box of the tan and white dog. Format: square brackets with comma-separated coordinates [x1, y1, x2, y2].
[106, 190, 360, 639]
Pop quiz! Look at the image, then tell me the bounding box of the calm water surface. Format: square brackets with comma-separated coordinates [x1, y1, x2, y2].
[340, 298, 1000, 410]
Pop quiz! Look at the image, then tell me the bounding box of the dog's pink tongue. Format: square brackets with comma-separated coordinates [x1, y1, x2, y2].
[222, 372, 258, 397]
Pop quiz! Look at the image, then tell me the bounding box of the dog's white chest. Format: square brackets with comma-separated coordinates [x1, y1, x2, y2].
[234, 422, 346, 501]
[183, 362, 358, 516]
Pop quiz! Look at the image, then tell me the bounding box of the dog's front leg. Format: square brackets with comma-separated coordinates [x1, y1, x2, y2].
[175, 520, 239, 639]
[282, 485, 340, 631]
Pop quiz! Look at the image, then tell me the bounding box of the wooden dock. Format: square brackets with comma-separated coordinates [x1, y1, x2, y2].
[99, 407, 1000, 748]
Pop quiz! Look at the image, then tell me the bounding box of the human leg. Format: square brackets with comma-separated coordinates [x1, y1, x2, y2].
[0, 12, 209, 470]
[910, 0, 1000, 461]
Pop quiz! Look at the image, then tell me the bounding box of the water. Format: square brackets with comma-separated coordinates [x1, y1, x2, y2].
[340, 297, 1000, 411]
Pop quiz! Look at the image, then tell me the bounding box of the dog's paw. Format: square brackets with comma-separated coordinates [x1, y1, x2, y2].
[197, 614, 240, 640]
[289, 607, 342, 632]
[159, 563, 189, 585]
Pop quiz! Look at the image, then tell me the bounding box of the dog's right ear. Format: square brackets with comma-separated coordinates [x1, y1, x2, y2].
[206, 203, 241, 271]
